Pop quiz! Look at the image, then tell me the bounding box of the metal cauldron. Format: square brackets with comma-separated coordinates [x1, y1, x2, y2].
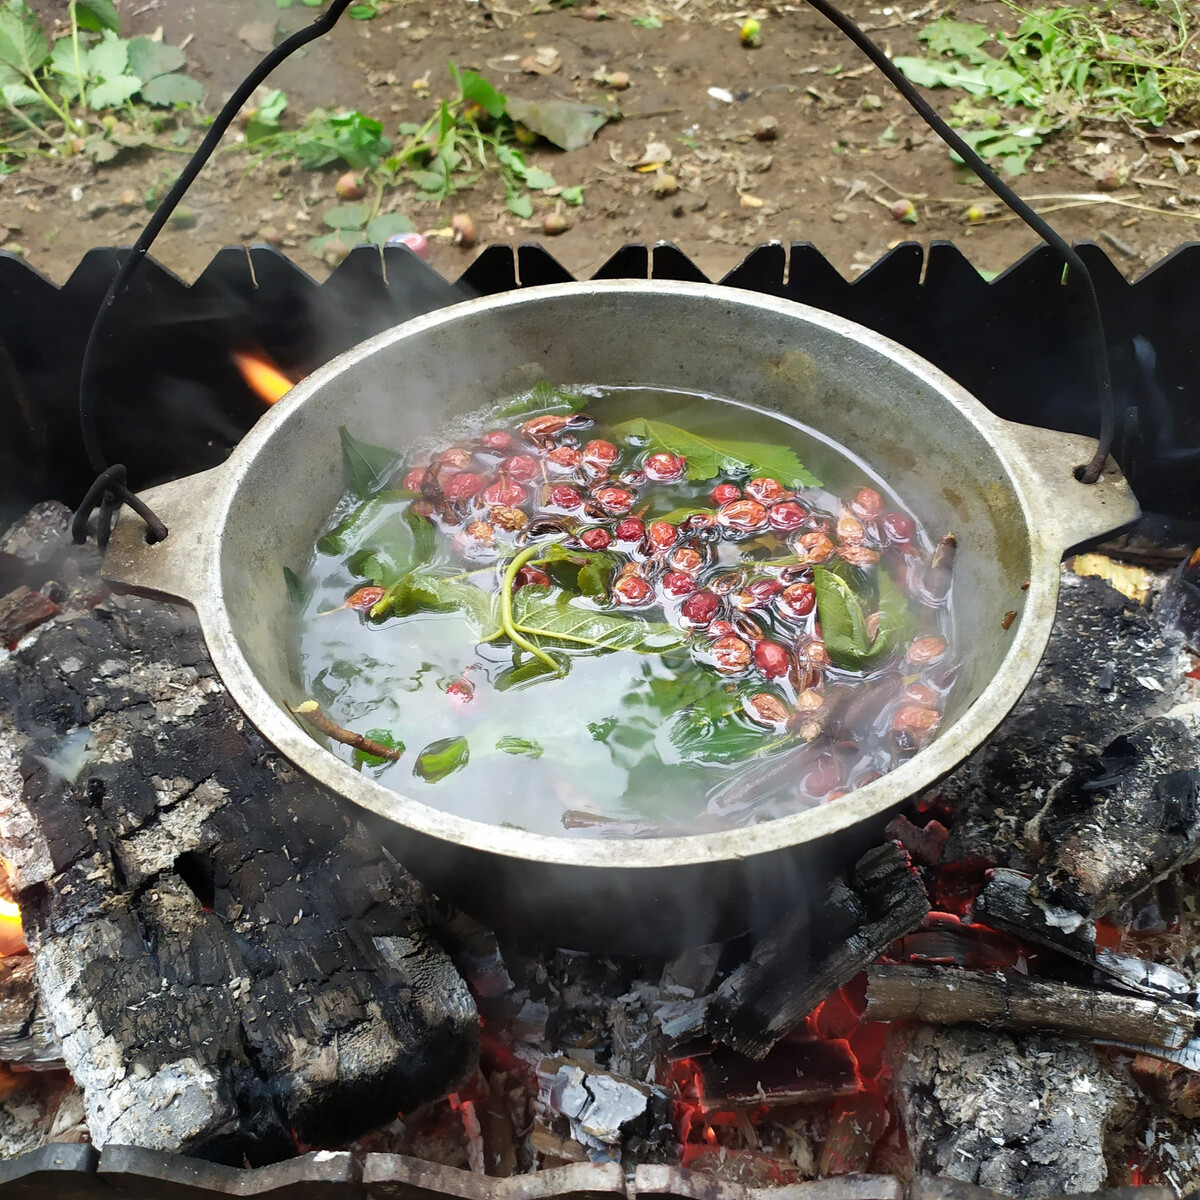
[103, 281, 1139, 952]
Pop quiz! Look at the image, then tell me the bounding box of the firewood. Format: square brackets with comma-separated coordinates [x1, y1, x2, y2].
[864, 964, 1194, 1049]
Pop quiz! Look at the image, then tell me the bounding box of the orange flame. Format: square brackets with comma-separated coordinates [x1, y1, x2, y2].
[233, 350, 294, 405]
[0, 899, 25, 956]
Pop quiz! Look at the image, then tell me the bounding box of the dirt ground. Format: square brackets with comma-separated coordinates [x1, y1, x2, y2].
[3, 0, 1199, 285]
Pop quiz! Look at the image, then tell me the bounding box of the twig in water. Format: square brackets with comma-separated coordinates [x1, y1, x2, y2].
[291, 702, 403, 761]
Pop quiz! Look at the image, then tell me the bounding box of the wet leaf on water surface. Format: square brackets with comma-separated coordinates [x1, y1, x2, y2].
[496, 735, 544, 759]
[339, 425, 402, 498]
[355, 729, 405, 767]
[513, 585, 684, 653]
[414, 735, 470, 782]
[494, 381, 591, 419]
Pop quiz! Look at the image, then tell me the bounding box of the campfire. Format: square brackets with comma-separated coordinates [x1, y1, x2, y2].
[0, 241, 1198, 1199]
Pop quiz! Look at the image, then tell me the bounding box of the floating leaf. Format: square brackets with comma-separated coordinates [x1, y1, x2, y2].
[513, 585, 684, 653]
[495, 381, 590, 418]
[339, 425, 401, 498]
[813, 565, 907, 669]
[612, 417, 821, 488]
[505, 96, 610, 152]
[494, 654, 570, 691]
[414, 735, 469, 782]
[496, 735, 544, 759]
[382, 572, 500, 637]
[355, 729, 404, 767]
[283, 566, 312, 612]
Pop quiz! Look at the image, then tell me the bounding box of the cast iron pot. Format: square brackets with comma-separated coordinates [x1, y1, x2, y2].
[104, 281, 1139, 953]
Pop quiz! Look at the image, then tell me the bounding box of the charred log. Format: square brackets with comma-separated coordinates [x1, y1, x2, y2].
[0, 956, 62, 1068]
[864, 964, 1194, 1049]
[0, 509, 478, 1162]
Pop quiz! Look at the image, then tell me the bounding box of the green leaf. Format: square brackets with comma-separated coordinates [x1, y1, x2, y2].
[88, 75, 142, 110]
[355, 729, 404, 767]
[414, 735, 469, 782]
[918, 18, 994, 64]
[339, 425, 401, 498]
[496, 735, 544, 759]
[893, 55, 999, 96]
[348, 3, 378, 16]
[513, 585, 684, 653]
[258, 87, 287, 122]
[813, 564, 872, 669]
[506, 190, 533, 219]
[82, 132, 118, 161]
[0, 78, 37, 105]
[365, 211, 415, 244]
[870, 569, 913, 659]
[448, 60, 506, 119]
[412, 168, 447, 194]
[577, 558, 611, 596]
[139, 70, 204, 107]
[523, 166, 557, 190]
[505, 96, 609, 152]
[668, 706, 772, 764]
[87, 28, 128, 81]
[494, 380, 590, 418]
[531, 542, 614, 595]
[126, 36, 186, 81]
[74, 0, 121, 32]
[560, 185, 585, 206]
[632, 14, 663, 27]
[283, 565, 312, 612]
[384, 572, 500, 637]
[494, 654, 569, 691]
[951, 126, 1041, 176]
[0, 6, 49, 80]
[324, 202, 369, 230]
[611, 417, 821, 488]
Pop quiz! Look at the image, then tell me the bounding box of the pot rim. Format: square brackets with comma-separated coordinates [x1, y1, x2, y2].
[121, 280, 1125, 871]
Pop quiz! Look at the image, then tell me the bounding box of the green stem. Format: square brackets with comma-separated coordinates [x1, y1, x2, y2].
[68, 1, 88, 114]
[2, 96, 55, 147]
[501, 547, 563, 673]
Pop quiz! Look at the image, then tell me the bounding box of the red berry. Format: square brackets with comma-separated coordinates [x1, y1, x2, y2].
[711, 483, 741, 505]
[615, 517, 645, 542]
[581, 527, 612, 550]
[402, 467, 429, 492]
[777, 581, 816, 621]
[768, 500, 807, 532]
[748, 578, 783, 603]
[347, 585, 386, 612]
[669, 546, 703, 574]
[852, 487, 884, 519]
[680, 590, 720, 626]
[444, 472, 485, 500]
[437, 447, 473, 469]
[753, 639, 790, 678]
[550, 484, 584, 510]
[746, 478, 791, 504]
[711, 634, 751, 674]
[582, 439, 619, 474]
[643, 452, 686, 483]
[684, 512, 717, 530]
[445, 679, 474, 703]
[717, 498, 768, 532]
[595, 486, 635, 515]
[521, 414, 568, 440]
[482, 480, 528, 507]
[662, 571, 697, 598]
[482, 430, 514, 453]
[884, 512, 914, 543]
[613, 575, 654, 607]
[646, 520, 678, 551]
[512, 566, 551, 591]
[547, 446, 583, 471]
[503, 455, 540, 482]
[707, 619, 736, 639]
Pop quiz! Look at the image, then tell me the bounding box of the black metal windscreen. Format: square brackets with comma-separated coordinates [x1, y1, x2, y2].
[1, 239, 1197, 534]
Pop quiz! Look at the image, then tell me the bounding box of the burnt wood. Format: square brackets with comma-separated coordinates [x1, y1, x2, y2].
[864, 964, 1194, 1049]
[699, 844, 930, 1060]
[0, 957, 62, 1068]
[0, 510, 478, 1163]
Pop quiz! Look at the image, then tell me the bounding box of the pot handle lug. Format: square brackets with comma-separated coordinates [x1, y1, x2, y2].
[101, 464, 230, 609]
[1002, 422, 1140, 557]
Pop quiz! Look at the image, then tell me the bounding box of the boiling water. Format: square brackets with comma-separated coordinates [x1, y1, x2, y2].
[294, 388, 955, 837]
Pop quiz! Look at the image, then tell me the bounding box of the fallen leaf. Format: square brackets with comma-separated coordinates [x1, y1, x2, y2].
[237, 20, 276, 53]
[505, 97, 610, 152]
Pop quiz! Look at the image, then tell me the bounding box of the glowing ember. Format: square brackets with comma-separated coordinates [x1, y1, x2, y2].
[232, 350, 295, 405]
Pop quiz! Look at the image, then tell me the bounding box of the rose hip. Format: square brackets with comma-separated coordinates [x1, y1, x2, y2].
[613, 517, 645, 543]
[753, 639, 790, 678]
[851, 487, 884, 519]
[744, 693, 789, 729]
[503, 455, 540, 482]
[583, 439, 619, 473]
[707, 619, 735, 639]
[613, 574, 654, 607]
[669, 546, 703, 574]
[646, 520, 678, 551]
[792, 530, 834, 563]
[717, 499, 768, 532]
[884, 512, 914, 543]
[837, 545, 880, 566]
[521, 414, 568, 440]
[347, 585, 386, 612]
[463, 520, 495, 546]
[777, 581, 816, 621]
[684, 512, 717, 531]
[436, 447, 473, 470]
[907, 635, 947, 665]
[481, 430, 514, 453]
[711, 634, 751, 673]
[581, 527, 612, 550]
[893, 705, 941, 735]
[679, 590, 720, 626]
[547, 446, 583, 471]
[746, 477, 791, 505]
[643, 452, 686, 482]
[512, 565, 551, 591]
[768, 500, 807, 531]
[490, 505, 528, 531]
[662, 570, 697, 598]
[444, 472, 485, 500]
[482, 480, 527, 507]
[837, 513, 865, 543]
[711, 482, 741, 505]
[595, 486, 635, 515]
[401, 467, 430, 493]
[549, 484, 584, 510]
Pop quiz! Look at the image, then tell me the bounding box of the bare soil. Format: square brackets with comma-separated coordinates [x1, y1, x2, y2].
[2, 0, 1198, 285]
